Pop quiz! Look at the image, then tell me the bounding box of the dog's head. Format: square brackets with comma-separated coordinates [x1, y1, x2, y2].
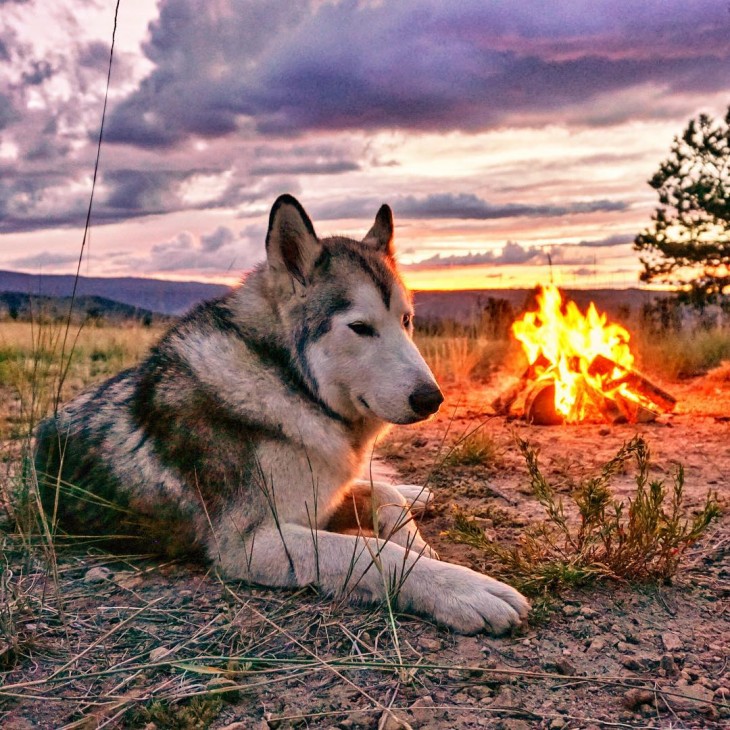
[265, 194, 443, 425]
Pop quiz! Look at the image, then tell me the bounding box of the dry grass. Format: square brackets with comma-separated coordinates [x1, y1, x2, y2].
[635, 325, 730, 379]
[414, 333, 508, 385]
[447, 435, 720, 595]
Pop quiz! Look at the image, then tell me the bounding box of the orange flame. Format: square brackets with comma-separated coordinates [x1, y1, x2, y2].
[511, 285, 640, 422]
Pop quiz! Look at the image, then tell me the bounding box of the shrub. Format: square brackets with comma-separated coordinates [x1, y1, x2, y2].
[448, 435, 720, 594]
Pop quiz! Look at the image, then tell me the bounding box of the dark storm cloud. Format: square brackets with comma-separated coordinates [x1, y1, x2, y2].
[575, 234, 634, 248]
[104, 0, 730, 146]
[314, 193, 626, 222]
[200, 226, 235, 252]
[396, 193, 627, 220]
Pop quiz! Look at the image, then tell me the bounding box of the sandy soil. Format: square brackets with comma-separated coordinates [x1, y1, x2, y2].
[1, 368, 728, 729]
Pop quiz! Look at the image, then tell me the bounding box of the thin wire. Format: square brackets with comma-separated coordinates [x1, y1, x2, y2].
[55, 0, 122, 410]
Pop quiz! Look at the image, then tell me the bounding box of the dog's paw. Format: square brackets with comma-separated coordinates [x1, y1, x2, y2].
[418, 563, 529, 635]
[394, 484, 434, 514]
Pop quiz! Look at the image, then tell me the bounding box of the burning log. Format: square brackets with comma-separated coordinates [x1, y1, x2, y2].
[524, 380, 564, 425]
[588, 354, 677, 413]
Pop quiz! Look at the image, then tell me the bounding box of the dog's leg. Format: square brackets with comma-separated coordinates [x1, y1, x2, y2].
[335, 481, 437, 558]
[354, 479, 434, 515]
[215, 523, 528, 635]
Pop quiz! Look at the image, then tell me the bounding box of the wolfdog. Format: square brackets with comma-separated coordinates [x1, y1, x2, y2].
[36, 195, 529, 634]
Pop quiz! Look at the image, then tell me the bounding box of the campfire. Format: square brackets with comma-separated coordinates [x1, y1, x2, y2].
[494, 285, 676, 425]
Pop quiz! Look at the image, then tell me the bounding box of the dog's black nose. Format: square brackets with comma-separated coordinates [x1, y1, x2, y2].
[409, 383, 444, 417]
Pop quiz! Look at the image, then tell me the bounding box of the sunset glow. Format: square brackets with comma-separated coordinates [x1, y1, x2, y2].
[1, 1, 728, 290]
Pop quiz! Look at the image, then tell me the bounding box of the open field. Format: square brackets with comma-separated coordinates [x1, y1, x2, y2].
[1, 313, 729, 729]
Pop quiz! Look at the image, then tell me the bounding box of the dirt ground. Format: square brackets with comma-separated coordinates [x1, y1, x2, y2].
[1, 368, 728, 729]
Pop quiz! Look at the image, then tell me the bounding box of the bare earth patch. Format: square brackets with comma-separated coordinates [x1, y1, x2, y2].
[1, 368, 728, 728]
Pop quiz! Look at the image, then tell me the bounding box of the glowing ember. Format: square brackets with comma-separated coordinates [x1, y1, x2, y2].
[509, 285, 675, 424]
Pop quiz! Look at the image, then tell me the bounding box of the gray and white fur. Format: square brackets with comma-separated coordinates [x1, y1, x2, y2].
[35, 195, 529, 634]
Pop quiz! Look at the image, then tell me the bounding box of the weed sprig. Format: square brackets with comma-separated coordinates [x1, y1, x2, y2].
[448, 435, 720, 593]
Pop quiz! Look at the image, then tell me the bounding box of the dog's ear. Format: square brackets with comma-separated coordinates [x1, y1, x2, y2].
[363, 204, 394, 258]
[266, 195, 321, 286]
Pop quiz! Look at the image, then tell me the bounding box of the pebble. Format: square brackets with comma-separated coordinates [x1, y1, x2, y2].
[622, 688, 655, 710]
[660, 654, 679, 676]
[418, 636, 441, 652]
[149, 646, 170, 662]
[377, 712, 413, 730]
[588, 637, 606, 651]
[661, 631, 682, 652]
[551, 658, 577, 676]
[549, 719, 566, 729]
[409, 695, 435, 724]
[579, 606, 597, 618]
[562, 605, 580, 616]
[83, 566, 111, 584]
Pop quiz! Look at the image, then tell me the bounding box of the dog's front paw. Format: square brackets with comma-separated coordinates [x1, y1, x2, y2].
[418, 563, 529, 635]
[394, 484, 434, 514]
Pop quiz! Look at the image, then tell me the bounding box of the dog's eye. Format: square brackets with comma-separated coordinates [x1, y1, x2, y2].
[348, 322, 377, 337]
[402, 313, 413, 328]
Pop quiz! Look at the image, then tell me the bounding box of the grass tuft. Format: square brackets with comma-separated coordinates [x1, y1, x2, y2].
[447, 435, 720, 595]
[443, 427, 504, 469]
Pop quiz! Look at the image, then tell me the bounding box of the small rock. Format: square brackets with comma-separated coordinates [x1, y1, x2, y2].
[562, 605, 580, 616]
[714, 686, 729, 702]
[410, 695, 435, 724]
[149, 646, 170, 662]
[588, 637, 606, 651]
[377, 711, 413, 730]
[660, 654, 679, 676]
[579, 606, 597, 618]
[661, 632, 682, 652]
[598, 427, 611, 436]
[616, 641, 632, 652]
[672, 684, 718, 718]
[84, 566, 111, 584]
[466, 685, 493, 700]
[495, 686, 516, 707]
[621, 657, 643, 671]
[418, 636, 441, 652]
[550, 719, 567, 729]
[551, 658, 577, 676]
[623, 688, 655, 710]
[500, 720, 530, 730]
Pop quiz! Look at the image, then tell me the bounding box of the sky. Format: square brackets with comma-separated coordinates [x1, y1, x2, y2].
[0, 0, 728, 291]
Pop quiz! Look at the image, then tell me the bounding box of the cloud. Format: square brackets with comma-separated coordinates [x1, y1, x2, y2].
[409, 241, 545, 268]
[10, 250, 81, 268]
[201, 225, 235, 252]
[395, 193, 627, 220]
[112, 224, 262, 275]
[575, 233, 634, 247]
[103, 0, 730, 146]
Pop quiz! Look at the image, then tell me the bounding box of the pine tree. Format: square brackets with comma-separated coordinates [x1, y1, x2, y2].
[634, 107, 730, 307]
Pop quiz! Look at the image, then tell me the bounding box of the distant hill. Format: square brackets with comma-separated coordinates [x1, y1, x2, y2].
[0, 291, 168, 325]
[0, 271, 230, 316]
[0, 270, 670, 324]
[413, 287, 670, 324]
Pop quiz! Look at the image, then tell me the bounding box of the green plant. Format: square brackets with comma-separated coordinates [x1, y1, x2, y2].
[448, 436, 720, 594]
[444, 427, 504, 469]
[129, 695, 223, 730]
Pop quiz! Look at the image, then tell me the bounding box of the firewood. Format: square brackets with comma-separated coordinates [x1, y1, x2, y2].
[588, 354, 676, 412]
[613, 392, 659, 424]
[524, 379, 564, 425]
